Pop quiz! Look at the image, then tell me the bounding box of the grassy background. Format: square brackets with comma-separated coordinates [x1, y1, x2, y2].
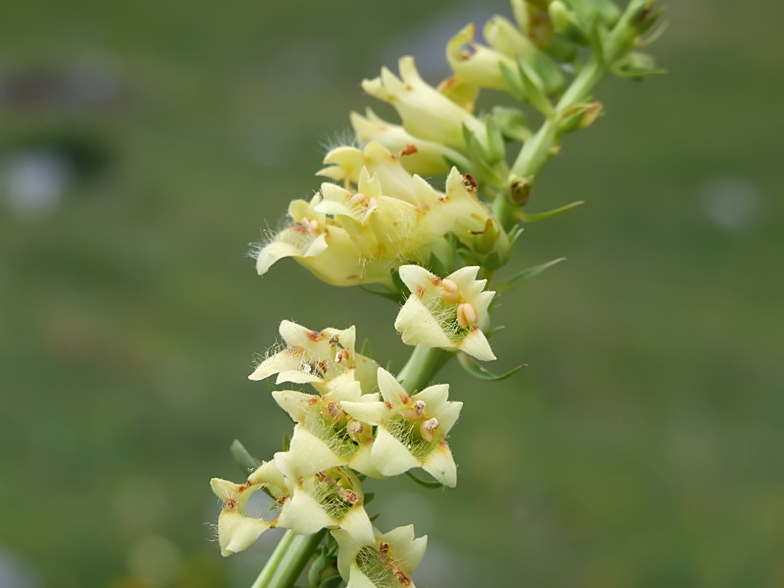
[0, 0, 782, 587]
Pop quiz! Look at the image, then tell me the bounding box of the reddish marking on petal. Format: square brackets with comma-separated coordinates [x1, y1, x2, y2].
[441, 76, 457, 90]
[471, 326, 480, 332]
[404, 84, 413, 91]
[276, 495, 289, 505]
[430, 276, 441, 286]
[307, 331, 319, 341]
[385, 401, 393, 410]
[416, 286, 425, 298]
[347, 275, 360, 280]
[237, 482, 252, 493]
[308, 397, 319, 405]
[439, 440, 449, 447]
[401, 144, 418, 156]
[401, 394, 409, 404]
[463, 174, 478, 192]
[224, 498, 236, 510]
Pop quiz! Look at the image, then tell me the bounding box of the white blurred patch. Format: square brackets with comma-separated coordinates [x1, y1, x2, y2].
[127, 535, 181, 586]
[700, 176, 763, 231]
[1, 150, 73, 218]
[0, 549, 40, 588]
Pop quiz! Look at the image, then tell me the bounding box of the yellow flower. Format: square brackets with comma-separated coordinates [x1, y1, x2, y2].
[332, 525, 427, 588]
[272, 380, 383, 479]
[341, 367, 463, 487]
[349, 107, 471, 177]
[253, 195, 394, 287]
[362, 56, 488, 151]
[394, 265, 496, 361]
[249, 321, 379, 394]
[210, 461, 290, 556]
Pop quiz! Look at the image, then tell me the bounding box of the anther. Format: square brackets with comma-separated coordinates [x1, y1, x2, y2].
[337, 487, 360, 504]
[421, 417, 440, 442]
[347, 421, 363, 435]
[335, 349, 349, 363]
[456, 302, 477, 327]
[326, 402, 342, 419]
[394, 571, 411, 586]
[308, 219, 319, 231]
[315, 472, 337, 485]
[368, 196, 378, 208]
[378, 542, 390, 558]
[413, 400, 426, 416]
[439, 278, 461, 303]
[349, 192, 368, 205]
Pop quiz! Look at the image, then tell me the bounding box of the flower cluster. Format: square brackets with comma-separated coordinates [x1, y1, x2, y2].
[215, 0, 664, 584]
[211, 321, 458, 585]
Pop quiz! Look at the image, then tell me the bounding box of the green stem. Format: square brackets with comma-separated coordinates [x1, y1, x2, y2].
[251, 530, 326, 588]
[396, 346, 452, 394]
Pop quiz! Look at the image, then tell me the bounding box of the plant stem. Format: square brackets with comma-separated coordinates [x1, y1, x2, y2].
[251, 530, 327, 588]
[396, 346, 452, 394]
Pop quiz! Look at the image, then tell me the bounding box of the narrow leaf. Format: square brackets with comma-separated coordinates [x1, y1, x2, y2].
[494, 258, 566, 293]
[405, 470, 444, 489]
[457, 352, 527, 381]
[231, 439, 261, 476]
[518, 200, 584, 222]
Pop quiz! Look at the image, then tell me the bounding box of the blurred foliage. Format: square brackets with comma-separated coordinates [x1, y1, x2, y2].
[0, 0, 782, 587]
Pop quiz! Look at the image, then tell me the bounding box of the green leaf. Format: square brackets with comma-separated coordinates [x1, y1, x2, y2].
[457, 352, 527, 381]
[230, 439, 261, 476]
[360, 338, 372, 359]
[405, 470, 444, 489]
[518, 200, 584, 222]
[494, 258, 566, 293]
[484, 325, 505, 339]
[485, 115, 506, 164]
[282, 433, 291, 452]
[363, 492, 375, 505]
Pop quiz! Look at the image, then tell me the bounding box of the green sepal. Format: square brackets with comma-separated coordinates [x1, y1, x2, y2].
[518, 200, 584, 222]
[507, 224, 524, 249]
[494, 257, 566, 293]
[583, 0, 622, 27]
[405, 470, 444, 489]
[282, 433, 291, 452]
[360, 338, 372, 359]
[427, 251, 449, 279]
[359, 285, 405, 304]
[363, 492, 375, 505]
[491, 107, 531, 143]
[484, 325, 505, 339]
[457, 352, 527, 381]
[308, 552, 328, 587]
[369, 513, 381, 523]
[485, 114, 506, 164]
[516, 57, 554, 117]
[230, 439, 262, 476]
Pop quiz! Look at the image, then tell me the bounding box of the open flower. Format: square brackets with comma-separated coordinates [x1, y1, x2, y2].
[332, 525, 427, 588]
[253, 194, 394, 287]
[273, 429, 375, 544]
[210, 461, 290, 556]
[349, 108, 472, 177]
[447, 23, 519, 92]
[394, 265, 496, 361]
[272, 380, 383, 478]
[317, 141, 507, 260]
[249, 321, 379, 394]
[362, 56, 488, 151]
[341, 367, 462, 487]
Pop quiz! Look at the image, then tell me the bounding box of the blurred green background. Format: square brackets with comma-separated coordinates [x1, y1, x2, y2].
[1, 0, 782, 587]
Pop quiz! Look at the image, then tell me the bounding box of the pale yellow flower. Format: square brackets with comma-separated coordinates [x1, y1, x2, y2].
[249, 321, 379, 394]
[272, 380, 383, 478]
[210, 461, 289, 556]
[332, 525, 427, 588]
[394, 265, 496, 361]
[341, 367, 462, 487]
[362, 56, 488, 150]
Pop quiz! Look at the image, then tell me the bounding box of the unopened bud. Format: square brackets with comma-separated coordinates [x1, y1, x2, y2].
[439, 279, 461, 303]
[509, 176, 531, 206]
[456, 303, 477, 328]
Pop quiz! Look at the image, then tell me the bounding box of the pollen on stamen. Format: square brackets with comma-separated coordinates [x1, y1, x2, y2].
[413, 400, 426, 415]
[421, 417, 440, 441]
[456, 302, 477, 328]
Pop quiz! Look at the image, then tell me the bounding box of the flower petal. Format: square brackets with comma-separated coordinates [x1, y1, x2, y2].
[421, 441, 457, 487]
[371, 426, 420, 477]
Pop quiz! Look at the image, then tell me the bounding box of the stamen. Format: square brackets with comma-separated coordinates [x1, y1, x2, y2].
[413, 400, 426, 416]
[439, 278, 461, 303]
[349, 192, 368, 205]
[456, 303, 477, 327]
[347, 421, 363, 435]
[337, 487, 360, 504]
[378, 542, 390, 559]
[368, 196, 378, 208]
[421, 417, 440, 441]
